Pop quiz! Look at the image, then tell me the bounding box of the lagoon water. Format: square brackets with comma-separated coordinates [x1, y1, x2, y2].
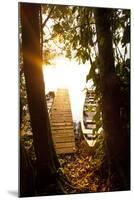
[43, 56, 93, 122]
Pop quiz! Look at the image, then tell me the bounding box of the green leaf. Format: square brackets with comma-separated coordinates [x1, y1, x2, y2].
[72, 6, 77, 14]
[93, 111, 100, 123]
[59, 167, 65, 174]
[86, 60, 96, 81]
[53, 23, 63, 33]
[122, 25, 130, 46]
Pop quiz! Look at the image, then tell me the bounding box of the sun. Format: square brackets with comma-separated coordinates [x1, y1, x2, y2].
[43, 56, 92, 122]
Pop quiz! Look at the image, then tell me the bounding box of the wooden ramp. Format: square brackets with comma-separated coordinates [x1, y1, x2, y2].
[50, 89, 76, 154]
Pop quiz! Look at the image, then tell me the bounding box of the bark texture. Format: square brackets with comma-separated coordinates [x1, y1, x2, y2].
[20, 3, 60, 195]
[94, 8, 130, 190]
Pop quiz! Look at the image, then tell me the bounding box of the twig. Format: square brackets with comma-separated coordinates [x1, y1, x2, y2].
[42, 6, 55, 28]
[113, 39, 125, 63]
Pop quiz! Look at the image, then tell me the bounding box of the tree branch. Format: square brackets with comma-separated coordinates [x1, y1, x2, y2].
[42, 6, 55, 27]
[113, 39, 125, 63]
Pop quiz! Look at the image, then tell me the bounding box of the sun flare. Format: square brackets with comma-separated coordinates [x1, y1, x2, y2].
[43, 56, 93, 122]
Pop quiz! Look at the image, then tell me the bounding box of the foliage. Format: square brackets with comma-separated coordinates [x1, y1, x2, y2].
[58, 134, 107, 193]
[112, 9, 130, 134]
[19, 4, 130, 194]
[43, 5, 130, 190]
[47, 5, 130, 136]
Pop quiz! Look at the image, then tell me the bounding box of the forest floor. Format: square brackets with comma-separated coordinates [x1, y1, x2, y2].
[20, 113, 110, 194]
[58, 137, 109, 194]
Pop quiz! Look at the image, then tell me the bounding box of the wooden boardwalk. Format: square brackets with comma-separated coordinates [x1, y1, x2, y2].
[50, 89, 76, 154]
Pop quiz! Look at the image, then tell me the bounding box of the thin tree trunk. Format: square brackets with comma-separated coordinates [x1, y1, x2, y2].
[20, 2, 60, 193]
[94, 8, 130, 190]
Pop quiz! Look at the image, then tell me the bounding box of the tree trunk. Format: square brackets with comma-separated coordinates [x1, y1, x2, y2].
[20, 2, 60, 195]
[94, 8, 130, 190]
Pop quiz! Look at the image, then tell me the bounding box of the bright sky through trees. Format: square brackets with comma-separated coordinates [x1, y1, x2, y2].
[43, 56, 93, 122]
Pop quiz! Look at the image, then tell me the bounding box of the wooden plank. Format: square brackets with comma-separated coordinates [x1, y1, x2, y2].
[52, 108, 70, 111]
[51, 115, 73, 119]
[51, 122, 73, 126]
[51, 118, 73, 121]
[52, 135, 74, 140]
[51, 129, 74, 133]
[52, 104, 70, 107]
[52, 135, 74, 139]
[51, 112, 71, 115]
[51, 126, 73, 130]
[51, 120, 73, 123]
[52, 131, 74, 136]
[53, 104, 70, 107]
[51, 109, 71, 111]
[53, 134, 74, 138]
[56, 147, 76, 154]
[51, 120, 73, 124]
[50, 89, 75, 154]
[55, 142, 75, 148]
[53, 101, 70, 104]
[51, 117, 72, 120]
[51, 114, 72, 118]
[53, 133, 74, 137]
[52, 128, 74, 132]
[54, 139, 75, 143]
[86, 124, 96, 129]
[51, 126, 73, 131]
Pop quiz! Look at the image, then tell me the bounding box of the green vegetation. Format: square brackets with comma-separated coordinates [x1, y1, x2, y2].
[19, 3, 130, 197]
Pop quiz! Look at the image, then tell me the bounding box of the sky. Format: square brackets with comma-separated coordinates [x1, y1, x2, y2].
[43, 56, 93, 122]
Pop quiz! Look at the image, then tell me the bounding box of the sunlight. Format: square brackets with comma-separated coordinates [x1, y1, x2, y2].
[43, 56, 92, 122]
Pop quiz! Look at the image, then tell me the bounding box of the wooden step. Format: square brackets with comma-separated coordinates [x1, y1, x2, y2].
[50, 89, 75, 154]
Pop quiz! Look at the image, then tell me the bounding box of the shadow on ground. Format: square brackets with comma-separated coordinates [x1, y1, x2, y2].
[8, 190, 18, 197]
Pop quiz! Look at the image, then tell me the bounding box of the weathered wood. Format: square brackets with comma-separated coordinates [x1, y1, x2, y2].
[50, 89, 76, 154]
[51, 117, 72, 121]
[56, 148, 76, 154]
[51, 122, 73, 126]
[55, 142, 75, 148]
[54, 138, 75, 143]
[51, 113, 72, 115]
[52, 130, 74, 134]
[51, 126, 73, 131]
